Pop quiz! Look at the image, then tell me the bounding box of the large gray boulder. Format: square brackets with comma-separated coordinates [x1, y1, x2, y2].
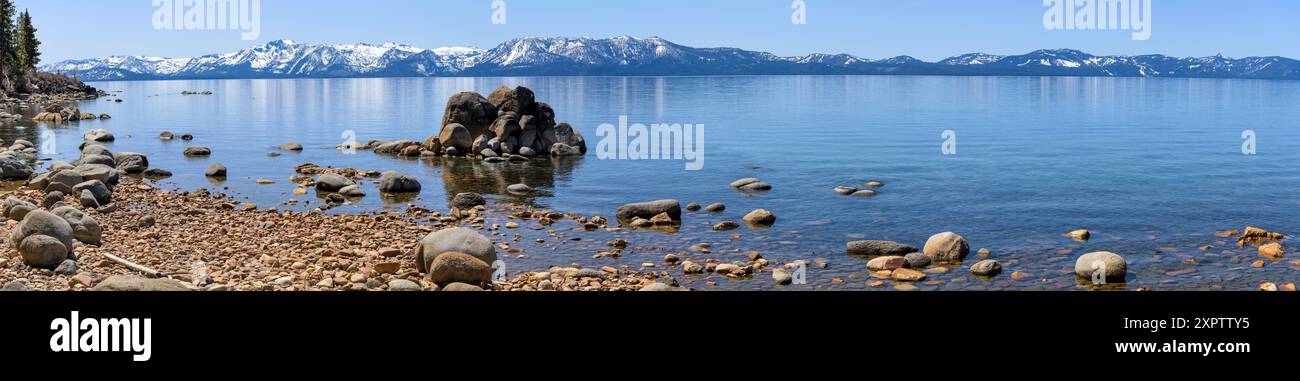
[314, 173, 354, 192]
[847, 240, 918, 257]
[615, 200, 681, 223]
[3, 197, 36, 221]
[9, 209, 77, 268]
[113, 152, 149, 174]
[0, 153, 33, 180]
[415, 227, 497, 273]
[551, 123, 587, 154]
[73, 180, 112, 206]
[378, 171, 421, 194]
[50, 206, 103, 245]
[441, 92, 497, 139]
[205, 163, 227, 177]
[73, 164, 120, 186]
[83, 129, 115, 142]
[487, 86, 535, 115]
[451, 192, 485, 209]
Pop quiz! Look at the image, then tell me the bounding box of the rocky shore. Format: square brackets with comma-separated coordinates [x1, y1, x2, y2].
[1, 84, 1293, 292]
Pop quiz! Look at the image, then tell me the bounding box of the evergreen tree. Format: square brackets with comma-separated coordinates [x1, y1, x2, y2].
[15, 9, 37, 69]
[0, 0, 14, 69]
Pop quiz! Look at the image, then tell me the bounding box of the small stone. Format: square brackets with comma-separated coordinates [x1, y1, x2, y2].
[1067, 229, 1091, 241]
[772, 269, 793, 285]
[713, 221, 740, 231]
[373, 262, 401, 274]
[1259, 282, 1278, 291]
[867, 256, 908, 271]
[1259, 242, 1285, 259]
[387, 279, 422, 291]
[53, 259, 78, 275]
[891, 268, 927, 282]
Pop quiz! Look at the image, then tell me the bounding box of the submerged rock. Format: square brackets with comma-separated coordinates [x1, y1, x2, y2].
[847, 240, 917, 257]
[616, 199, 681, 223]
[1074, 252, 1127, 283]
[378, 171, 421, 193]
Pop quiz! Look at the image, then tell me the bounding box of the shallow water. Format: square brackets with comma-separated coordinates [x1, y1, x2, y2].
[5, 75, 1299, 291]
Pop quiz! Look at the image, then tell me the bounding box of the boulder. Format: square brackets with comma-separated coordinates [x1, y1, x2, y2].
[922, 232, 970, 263]
[437, 123, 473, 154]
[83, 129, 115, 142]
[279, 143, 304, 151]
[205, 163, 227, 177]
[91, 275, 189, 291]
[427, 252, 494, 286]
[113, 152, 149, 174]
[441, 92, 498, 138]
[903, 252, 931, 269]
[3, 197, 36, 221]
[78, 154, 116, 167]
[847, 240, 918, 257]
[0, 154, 33, 180]
[742, 209, 777, 227]
[451, 192, 485, 209]
[970, 260, 1002, 276]
[338, 185, 366, 197]
[549, 143, 582, 157]
[79, 190, 100, 209]
[1074, 252, 1127, 283]
[489, 115, 521, 140]
[615, 200, 681, 223]
[378, 171, 421, 193]
[373, 140, 416, 154]
[73, 180, 112, 206]
[72, 164, 119, 186]
[414, 227, 497, 273]
[551, 123, 586, 154]
[159, 131, 175, 140]
[9, 210, 77, 268]
[183, 146, 211, 157]
[50, 206, 103, 245]
[487, 86, 535, 115]
[315, 173, 354, 192]
[730, 178, 772, 192]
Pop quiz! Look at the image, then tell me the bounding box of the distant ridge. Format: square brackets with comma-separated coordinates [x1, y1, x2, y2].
[42, 36, 1300, 81]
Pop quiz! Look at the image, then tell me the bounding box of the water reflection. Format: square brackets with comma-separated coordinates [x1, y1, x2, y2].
[431, 155, 583, 209]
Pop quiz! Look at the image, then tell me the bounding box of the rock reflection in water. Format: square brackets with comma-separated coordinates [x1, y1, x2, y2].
[429, 155, 582, 208]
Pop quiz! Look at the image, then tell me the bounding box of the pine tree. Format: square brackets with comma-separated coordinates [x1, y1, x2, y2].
[0, 0, 14, 69]
[15, 9, 37, 69]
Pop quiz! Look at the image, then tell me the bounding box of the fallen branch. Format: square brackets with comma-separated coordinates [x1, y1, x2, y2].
[102, 253, 161, 278]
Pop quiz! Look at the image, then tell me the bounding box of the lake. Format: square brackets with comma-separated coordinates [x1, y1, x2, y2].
[8, 75, 1300, 291]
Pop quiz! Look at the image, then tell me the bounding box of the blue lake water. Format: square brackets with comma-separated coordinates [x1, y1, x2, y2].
[8, 75, 1300, 290]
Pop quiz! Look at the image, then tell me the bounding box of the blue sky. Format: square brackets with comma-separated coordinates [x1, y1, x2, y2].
[25, 0, 1300, 63]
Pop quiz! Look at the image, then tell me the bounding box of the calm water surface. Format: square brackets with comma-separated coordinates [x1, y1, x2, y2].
[6, 75, 1299, 291]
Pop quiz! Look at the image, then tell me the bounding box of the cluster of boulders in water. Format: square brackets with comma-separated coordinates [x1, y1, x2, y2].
[344, 86, 587, 162]
[31, 104, 110, 123]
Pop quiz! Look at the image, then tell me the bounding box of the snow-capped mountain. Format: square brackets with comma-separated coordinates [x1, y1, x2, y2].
[42, 37, 1300, 81]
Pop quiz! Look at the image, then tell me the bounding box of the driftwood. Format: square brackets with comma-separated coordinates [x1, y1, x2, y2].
[102, 253, 162, 278]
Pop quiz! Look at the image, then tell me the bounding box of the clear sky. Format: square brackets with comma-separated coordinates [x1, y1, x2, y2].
[23, 0, 1300, 63]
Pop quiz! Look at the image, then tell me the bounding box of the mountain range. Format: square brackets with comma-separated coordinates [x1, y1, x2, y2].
[41, 36, 1300, 81]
